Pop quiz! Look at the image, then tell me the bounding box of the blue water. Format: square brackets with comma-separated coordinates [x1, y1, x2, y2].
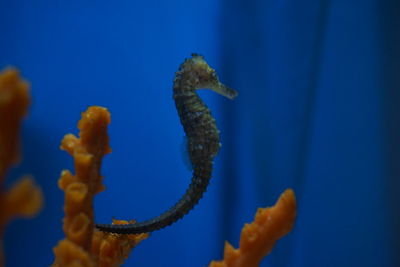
[1, 1, 400, 266]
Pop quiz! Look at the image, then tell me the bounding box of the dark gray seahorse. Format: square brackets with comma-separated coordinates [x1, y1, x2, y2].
[95, 54, 237, 234]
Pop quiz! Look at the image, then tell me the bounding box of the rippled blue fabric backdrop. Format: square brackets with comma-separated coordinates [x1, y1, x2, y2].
[1, 1, 400, 266]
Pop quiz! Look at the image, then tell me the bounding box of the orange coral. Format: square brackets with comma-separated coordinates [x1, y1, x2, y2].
[0, 68, 43, 266]
[52, 106, 148, 267]
[209, 189, 296, 267]
[91, 220, 148, 267]
[0, 68, 30, 178]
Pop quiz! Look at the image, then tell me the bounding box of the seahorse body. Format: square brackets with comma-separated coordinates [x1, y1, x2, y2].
[96, 54, 237, 234]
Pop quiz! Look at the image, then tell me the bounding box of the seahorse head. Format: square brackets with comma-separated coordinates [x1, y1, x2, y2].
[178, 54, 238, 100]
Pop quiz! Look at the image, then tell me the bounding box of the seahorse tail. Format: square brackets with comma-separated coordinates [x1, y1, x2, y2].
[95, 163, 212, 234]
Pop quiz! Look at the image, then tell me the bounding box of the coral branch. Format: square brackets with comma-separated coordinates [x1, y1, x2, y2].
[53, 106, 148, 267]
[0, 68, 30, 179]
[209, 189, 296, 267]
[3, 176, 43, 219]
[0, 68, 43, 266]
[91, 220, 148, 267]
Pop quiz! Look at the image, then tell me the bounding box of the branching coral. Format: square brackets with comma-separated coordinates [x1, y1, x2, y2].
[209, 189, 296, 267]
[91, 219, 148, 267]
[52, 106, 148, 267]
[0, 68, 43, 266]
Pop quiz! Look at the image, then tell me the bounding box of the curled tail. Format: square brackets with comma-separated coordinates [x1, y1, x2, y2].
[96, 164, 212, 234]
[96, 54, 237, 234]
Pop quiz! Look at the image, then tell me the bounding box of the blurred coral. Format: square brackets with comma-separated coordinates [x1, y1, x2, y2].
[52, 106, 148, 267]
[209, 189, 296, 267]
[0, 68, 43, 266]
[0, 68, 29, 178]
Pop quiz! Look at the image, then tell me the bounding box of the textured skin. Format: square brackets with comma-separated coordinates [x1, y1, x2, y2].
[96, 54, 237, 234]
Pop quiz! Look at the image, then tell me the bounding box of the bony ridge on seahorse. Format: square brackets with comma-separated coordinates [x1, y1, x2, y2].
[96, 53, 237, 234]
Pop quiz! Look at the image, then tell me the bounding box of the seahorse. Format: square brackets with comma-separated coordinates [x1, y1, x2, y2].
[95, 54, 237, 234]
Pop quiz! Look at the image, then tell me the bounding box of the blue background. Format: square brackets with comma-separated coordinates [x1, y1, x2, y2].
[1, 1, 400, 266]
